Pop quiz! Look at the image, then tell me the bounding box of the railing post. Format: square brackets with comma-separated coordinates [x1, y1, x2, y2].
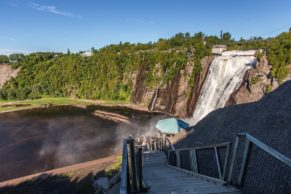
[167, 150, 171, 164]
[147, 137, 151, 151]
[128, 137, 138, 192]
[238, 138, 251, 186]
[222, 144, 232, 181]
[149, 138, 152, 151]
[189, 149, 194, 172]
[162, 134, 166, 151]
[228, 136, 239, 183]
[136, 147, 143, 191]
[120, 139, 128, 194]
[193, 148, 199, 173]
[214, 147, 223, 180]
[176, 150, 181, 168]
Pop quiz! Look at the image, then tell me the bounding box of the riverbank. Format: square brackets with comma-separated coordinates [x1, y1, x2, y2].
[0, 100, 164, 183]
[0, 155, 121, 194]
[0, 98, 165, 192]
[0, 97, 149, 114]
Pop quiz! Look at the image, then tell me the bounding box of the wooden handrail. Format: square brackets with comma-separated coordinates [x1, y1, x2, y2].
[120, 139, 129, 194]
[120, 137, 144, 194]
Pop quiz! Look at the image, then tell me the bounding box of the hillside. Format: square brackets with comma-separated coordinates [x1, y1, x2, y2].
[176, 81, 291, 193]
[0, 31, 291, 117]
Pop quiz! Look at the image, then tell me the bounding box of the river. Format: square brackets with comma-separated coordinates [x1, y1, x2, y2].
[0, 105, 163, 182]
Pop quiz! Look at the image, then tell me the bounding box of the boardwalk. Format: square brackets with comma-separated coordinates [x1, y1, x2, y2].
[142, 151, 241, 194]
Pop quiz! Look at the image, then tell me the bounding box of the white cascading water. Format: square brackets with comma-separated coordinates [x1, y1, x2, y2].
[191, 50, 257, 125]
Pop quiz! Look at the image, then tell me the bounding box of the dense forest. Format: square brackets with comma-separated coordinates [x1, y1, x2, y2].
[0, 31, 291, 101]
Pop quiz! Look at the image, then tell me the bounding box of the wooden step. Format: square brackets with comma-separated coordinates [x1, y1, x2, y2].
[142, 151, 241, 194]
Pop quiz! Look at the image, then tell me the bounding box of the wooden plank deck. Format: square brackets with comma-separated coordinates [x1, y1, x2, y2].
[142, 151, 241, 194]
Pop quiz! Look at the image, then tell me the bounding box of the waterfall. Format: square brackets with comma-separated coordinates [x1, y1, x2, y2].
[191, 50, 257, 125]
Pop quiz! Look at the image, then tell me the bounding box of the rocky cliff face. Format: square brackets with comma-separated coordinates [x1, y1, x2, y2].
[227, 55, 291, 106]
[131, 53, 291, 118]
[0, 64, 19, 88]
[131, 56, 213, 117]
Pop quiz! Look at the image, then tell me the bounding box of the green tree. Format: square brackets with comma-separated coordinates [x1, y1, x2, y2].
[222, 32, 232, 41]
[0, 55, 9, 63]
[9, 53, 25, 63]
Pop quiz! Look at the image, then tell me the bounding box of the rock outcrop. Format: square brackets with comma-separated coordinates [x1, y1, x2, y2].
[227, 55, 291, 106]
[131, 56, 213, 117]
[0, 64, 19, 88]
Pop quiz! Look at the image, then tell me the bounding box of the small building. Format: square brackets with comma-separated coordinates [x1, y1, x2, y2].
[212, 45, 227, 55]
[81, 51, 93, 57]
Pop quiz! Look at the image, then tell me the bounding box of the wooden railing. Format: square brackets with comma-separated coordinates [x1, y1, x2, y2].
[143, 135, 174, 152]
[120, 133, 291, 193]
[168, 142, 232, 183]
[120, 137, 143, 194]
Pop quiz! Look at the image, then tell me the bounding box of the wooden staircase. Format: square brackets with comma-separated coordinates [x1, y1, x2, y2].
[120, 134, 291, 194]
[142, 151, 241, 194]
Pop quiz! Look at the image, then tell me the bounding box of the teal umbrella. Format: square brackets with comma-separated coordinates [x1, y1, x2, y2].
[155, 118, 189, 135]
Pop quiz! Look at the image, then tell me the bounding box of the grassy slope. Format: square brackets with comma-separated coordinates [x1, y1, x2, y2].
[0, 98, 87, 113]
[0, 97, 130, 113]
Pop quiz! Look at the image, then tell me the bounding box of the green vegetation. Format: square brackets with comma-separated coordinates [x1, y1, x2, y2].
[0, 97, 93, 113]
[250, 76, 262, 85]
[0, 97, 133, 113]
[104, 155, 122, 177]
[1, 31, 291, 101]
[266, 84, 273, 93]
[0, 33, 211, 101]
[267, 32, 291, 82]
[0, 55, 9, 63]
[227, 32, 291, 82]
[0, 53, 25, 64]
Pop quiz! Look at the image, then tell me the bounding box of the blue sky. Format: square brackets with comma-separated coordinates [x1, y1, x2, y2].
[0, 0, 290, 54]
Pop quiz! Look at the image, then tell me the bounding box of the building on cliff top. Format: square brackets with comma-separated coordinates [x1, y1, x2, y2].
[212, 45, 227, 55]
[81, 51, 93, 57]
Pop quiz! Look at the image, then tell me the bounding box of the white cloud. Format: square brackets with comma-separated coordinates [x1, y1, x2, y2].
[29, 2, 82, 18]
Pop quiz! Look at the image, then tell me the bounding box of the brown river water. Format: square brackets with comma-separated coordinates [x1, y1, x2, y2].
[0, 105, 164, 182]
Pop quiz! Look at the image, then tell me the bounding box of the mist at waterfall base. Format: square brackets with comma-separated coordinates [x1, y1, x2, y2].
[191, 51, 257, 125]
[0, 106, 163, 182]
